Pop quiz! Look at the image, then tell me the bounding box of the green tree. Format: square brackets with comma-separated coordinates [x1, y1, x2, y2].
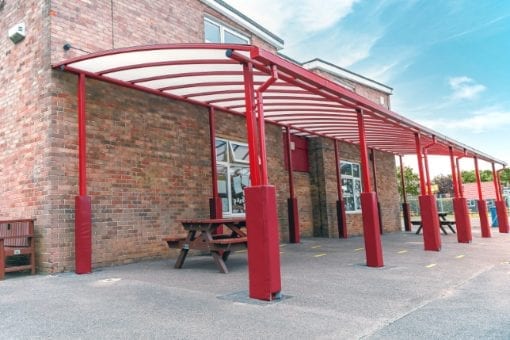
[500, 168, 510, 186]
[433, 174, 453, 196]
[461, 170, 493, 183]
[396, 166, 420, 197]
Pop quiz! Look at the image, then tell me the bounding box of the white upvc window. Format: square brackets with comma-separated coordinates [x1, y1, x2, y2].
[204, 17, 250, 44]
[340, 160, 362, 213]
[216, 138, 250, 215]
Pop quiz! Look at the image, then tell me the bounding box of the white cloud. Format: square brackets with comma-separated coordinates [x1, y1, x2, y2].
[448, 76, 486, 100]
[417, 106, 510, 134]
[224, 0, 358, 36]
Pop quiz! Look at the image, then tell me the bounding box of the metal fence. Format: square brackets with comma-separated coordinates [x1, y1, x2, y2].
[405, 194, 510, 216]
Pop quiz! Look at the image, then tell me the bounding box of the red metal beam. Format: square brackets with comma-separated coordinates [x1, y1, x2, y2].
[415, 133, 427, 195]
[492, 163, 502, 201]
[334, 139, 348, 238]
[256, 91, 268, 185]
[242, 62, 261, 186]
[357, 109, 371, 192]
[449, 147, 459, 198]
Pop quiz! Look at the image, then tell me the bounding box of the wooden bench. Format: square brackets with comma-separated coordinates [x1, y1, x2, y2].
[413, 216, 456, 236]
[0, 219, 36, 280]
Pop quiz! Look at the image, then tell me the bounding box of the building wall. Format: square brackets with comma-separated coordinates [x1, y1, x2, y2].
[308, 138, 400, 237]
[1, 0, 400, 272]
[0, 1, 57, 264]
[49, 0, 277, 65]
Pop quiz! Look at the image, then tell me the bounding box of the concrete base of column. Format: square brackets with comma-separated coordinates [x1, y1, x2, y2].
[360, 192, 384, 267]
[453, 197, 472, 243]
[246, 185, 282, 301]
[419, 195, 441, 251]
[288, 197, 300, 243]
[477, 200, 491, 238]
[75, 195, 92, 274]
[496, 200, 509, 233]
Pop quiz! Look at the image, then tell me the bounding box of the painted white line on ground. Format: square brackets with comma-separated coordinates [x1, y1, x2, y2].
[426, 263, 437, 268]
[314, 253, 327, 258]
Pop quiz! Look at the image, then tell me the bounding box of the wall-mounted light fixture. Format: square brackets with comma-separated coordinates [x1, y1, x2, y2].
[8, 22, 26, 44]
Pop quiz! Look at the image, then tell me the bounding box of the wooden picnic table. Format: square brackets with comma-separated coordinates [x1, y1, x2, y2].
[163, 218, 247, 273]
[412, 212, 456, 235]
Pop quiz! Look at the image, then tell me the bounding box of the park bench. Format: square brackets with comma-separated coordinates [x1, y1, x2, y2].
[0, 219, 36, 280]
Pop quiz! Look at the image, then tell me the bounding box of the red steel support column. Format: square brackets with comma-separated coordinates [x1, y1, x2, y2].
[334, 140, 348, 238]
[370, 149, 383, 234]
[75, 73, 92, 274]
[256, 91, 268, 185]
[399, 156, 412, 232]
[474, 157, 490, 237]
[416, 133, 441, 251]
[456, 158, 464, 198]
[286, 127, 300, 243]
[357, 109, 383, 267]
[493, 163, 509, 233]
[208, 107, 222, 219]
[450, 150, 471, 243]
[242, 62, 281, 300]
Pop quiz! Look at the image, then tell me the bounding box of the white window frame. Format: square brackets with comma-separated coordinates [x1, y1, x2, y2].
[216, 138, 250, 216]
[204, 17, 250, 44]
[340, 160, 363, 213]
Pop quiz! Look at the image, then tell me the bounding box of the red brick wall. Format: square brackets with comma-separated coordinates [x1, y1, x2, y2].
[309, 138, 400, 237]
[50, 0, 277, 65]
[1, 0, 399, 273]
[0, 0, 55, 266]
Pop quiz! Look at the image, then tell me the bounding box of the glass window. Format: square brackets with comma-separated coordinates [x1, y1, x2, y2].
[340, 160, 362, 212]
[216, 138, 250, 215]
[230, 142, 249, 163]
[204, 17, 250, 44]
[204, 19, 221, 43]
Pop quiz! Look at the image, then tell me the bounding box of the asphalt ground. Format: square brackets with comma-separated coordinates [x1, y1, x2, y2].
[1, 222, 510, 339]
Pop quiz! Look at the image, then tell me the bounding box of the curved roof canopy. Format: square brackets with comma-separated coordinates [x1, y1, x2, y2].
[53, 43, 505, 165]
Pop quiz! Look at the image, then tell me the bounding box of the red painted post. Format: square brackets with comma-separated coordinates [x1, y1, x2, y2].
[256, 91, 268, 185]
[370, 149, 383, 234]
[450, 152, 471, 243]
[242, 62, 281, 300]
[357, 109, 383, 267]
[456, 158, 464, 198]
[493, 163, 509, 233]
[334, 140, 348, 238]
[242, 62, 261, 186]
[399, 155, 412, 232]
[208, 107, 222, 219]
[286, 127, 300, 243]
[423, 150, 432, 195]
[416, 133, 441, 251]
[474, 157, 490, 237]
[75, 73, 92, 274]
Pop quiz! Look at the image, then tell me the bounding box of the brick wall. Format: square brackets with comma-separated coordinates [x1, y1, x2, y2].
[308, 138, 400, 236]
[50, 0, 277, 65]
[2, 0, 400, 272]
[0, 0, 55, 266]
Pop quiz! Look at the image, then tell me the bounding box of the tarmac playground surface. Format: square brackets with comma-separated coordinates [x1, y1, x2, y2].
[1, 221, 510, 339]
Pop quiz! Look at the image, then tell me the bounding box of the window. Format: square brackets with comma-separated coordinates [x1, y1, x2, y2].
[216, 138, 250, 215]
[340, 161, 362, 212]
[204, 17, 250, 44]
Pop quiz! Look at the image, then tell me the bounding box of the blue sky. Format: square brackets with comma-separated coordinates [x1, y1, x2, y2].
[225, 0, 510, 176]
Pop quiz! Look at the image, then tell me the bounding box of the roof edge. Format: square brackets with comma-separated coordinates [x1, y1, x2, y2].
[201, 0, 284, 50]
[302, 58, 393, 95]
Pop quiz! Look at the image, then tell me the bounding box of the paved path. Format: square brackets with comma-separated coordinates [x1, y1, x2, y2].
[1, 225, 510, 339]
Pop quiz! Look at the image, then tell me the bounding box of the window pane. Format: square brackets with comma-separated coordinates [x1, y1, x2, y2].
[224, 30, 249, 44]
[352, 164, 360, 178]
[204, 20, 220, 43]
[341, 178, 352, 197]
[230, 166, 250, 214]
[345, 197, 355, 211]
[217, 165, 229, 213]
[215, 139, 228, 162]
[340, 162, 352, 176]
[354, 179, 362, 210]
[230, 143, 249, 163]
